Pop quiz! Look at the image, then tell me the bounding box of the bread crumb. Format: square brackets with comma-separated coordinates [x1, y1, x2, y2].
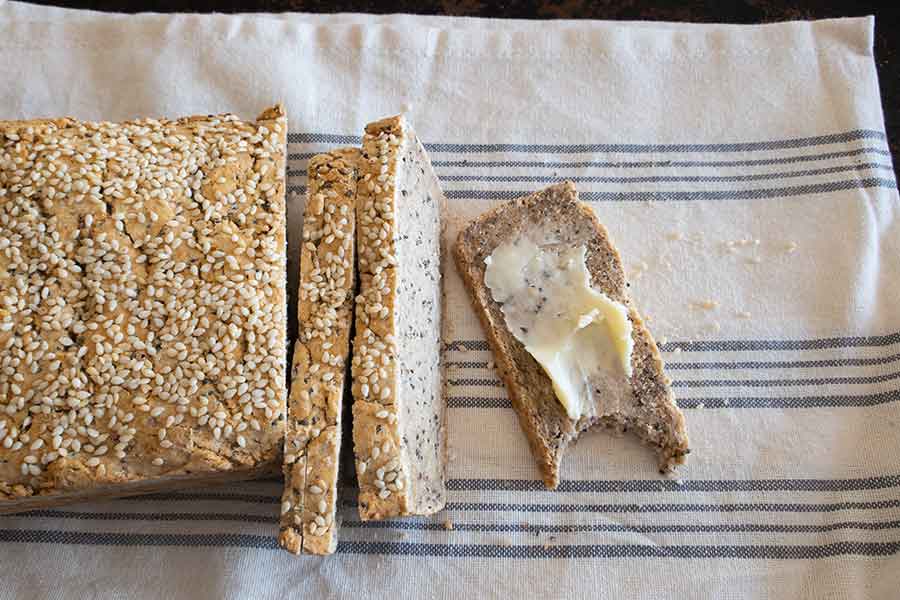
[736, 310, 752, 319]
[695, 403, 705, 409]
[486, 360, 495, 370]
[709, 321, 721, 332]
[745, 256, 762, 264]
[658, 336, 669, 346]
[785, 241, 798, 253]
[630, 260, 650, 280]
[443, 519, 454, 531]
[691, 299, 719, 310]
[667, 231, 685, 241]
[672, 347, 682, 354]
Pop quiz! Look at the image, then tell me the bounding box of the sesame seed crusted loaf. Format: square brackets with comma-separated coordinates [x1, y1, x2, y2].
[0, 106, 287, 512]
[454, 182, 689, 489]
[279, 148, 359, 555]
[351, 115, 447, 520]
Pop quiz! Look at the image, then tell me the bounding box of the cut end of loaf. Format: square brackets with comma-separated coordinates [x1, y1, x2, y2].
[454, 181, 690, 488]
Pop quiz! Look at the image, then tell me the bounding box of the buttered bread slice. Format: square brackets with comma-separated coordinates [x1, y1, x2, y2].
[280, 149, 359, 555]
[351, 116, 446, 520]
[454, 182, 689, 489]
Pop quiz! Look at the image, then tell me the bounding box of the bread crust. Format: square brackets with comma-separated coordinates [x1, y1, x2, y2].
[351, 116, 446, 519]
[279, 148, 359, 555]
[454, 182, 689, 488]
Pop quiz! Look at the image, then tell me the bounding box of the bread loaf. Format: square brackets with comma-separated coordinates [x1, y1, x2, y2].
[0, 106, 288, 512]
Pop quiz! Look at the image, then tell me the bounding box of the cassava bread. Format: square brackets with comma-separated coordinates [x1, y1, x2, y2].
[351, 115, 447, 520]
[0, 106, 287, 512]
[454, 182, 689, 489]
[279, 148, 359, 555]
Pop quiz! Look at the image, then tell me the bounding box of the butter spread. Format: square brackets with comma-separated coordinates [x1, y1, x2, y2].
[484, 237, 633, 420]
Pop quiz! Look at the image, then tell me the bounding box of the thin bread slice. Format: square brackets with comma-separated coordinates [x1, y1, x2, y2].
[454, 182, 689, 489]
[351, 116, 446, 520]
[279, 148, 359, 555]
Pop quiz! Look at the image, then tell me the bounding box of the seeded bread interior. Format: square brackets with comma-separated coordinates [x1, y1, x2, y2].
[350, 115, 447, 520]
[454, 182, 689, 489]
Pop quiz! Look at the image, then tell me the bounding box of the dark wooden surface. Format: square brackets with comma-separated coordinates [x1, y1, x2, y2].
[23, 1, 899, 167]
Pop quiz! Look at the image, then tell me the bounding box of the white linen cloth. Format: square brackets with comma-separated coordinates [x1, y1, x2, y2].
[0, 3, 898, 598]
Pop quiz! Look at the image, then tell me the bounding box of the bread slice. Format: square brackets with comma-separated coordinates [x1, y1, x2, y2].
[454, 182, 689, 489]
[279, 149, 359, 555]
[0, 106, 287, 513]
[351, 116, 446, 520]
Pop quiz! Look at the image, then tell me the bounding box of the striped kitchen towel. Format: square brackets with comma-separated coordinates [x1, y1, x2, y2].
[0, 6, 898, 599]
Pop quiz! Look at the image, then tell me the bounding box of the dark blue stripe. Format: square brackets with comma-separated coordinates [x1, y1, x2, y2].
[444, 178, 897, 202]
[13, 511, 898, 536]
[456, 372, 900, 388]
[286, 130, 888, 155]
[446, 388, 900, 409]
[447, 499, 900, 515]
[430, 147, 893, 169]
[449, 333, 900, 353]
[104, 475, 900, 505]
[449, 378, 505, 387]
[15, 510, 277, 523]
[1, 529, 897, 558]
[287, 133, 361, 145]
[448, 396, 512, 408]
[448, 354, 900, 371]
[436, 163, 894, 184]
[660, 333, 900, 352]
[448, 475, 900, 493]
[451, 372, 900, 389]
[337, 540, 900, 559]
[347, 520, 900, 534]
[74, 493, 900, 515]
[673, 371, 900, 388]
[287, 161, 894, 180]
[123, 492, 279, 504]
[0, 529, 278, 549]
[666, 354, 900, 370]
